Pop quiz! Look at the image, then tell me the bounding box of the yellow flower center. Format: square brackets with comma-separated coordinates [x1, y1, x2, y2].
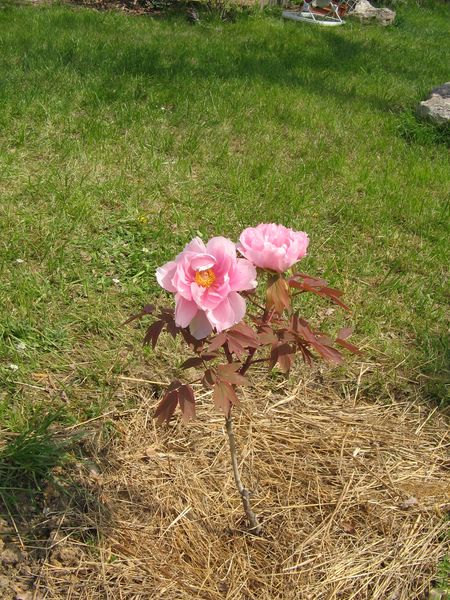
[194, 268, 216, 288]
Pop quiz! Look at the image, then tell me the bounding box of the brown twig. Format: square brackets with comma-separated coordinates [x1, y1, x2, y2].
[225, 414, 262, 535]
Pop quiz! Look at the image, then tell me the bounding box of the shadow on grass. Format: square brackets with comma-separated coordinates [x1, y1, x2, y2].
[0, 410, 70, 515]
[11, 8, 446, 115]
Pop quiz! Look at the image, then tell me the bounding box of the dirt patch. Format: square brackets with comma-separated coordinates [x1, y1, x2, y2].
[4, 373, 445, 599]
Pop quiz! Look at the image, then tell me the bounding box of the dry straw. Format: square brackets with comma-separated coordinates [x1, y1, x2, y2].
[37, 369, 449, 599]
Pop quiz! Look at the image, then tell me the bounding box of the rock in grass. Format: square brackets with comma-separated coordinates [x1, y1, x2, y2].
[349, 0, 395, 26]
[416, 82, 450, 126]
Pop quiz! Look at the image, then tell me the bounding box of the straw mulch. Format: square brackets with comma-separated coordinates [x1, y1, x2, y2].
[34, 371, 449, 599]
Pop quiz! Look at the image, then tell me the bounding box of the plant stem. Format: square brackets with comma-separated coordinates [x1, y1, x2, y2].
[225, 413, 262, 535]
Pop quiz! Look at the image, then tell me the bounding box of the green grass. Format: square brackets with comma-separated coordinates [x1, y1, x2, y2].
[0, 0, 449, 444]
[0, 409, 69, 510]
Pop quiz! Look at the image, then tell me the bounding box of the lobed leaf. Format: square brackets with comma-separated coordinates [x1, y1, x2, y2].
[122, 303, 155, 325]
[154, 379, 182, 425]
[178, 384, 196, 422]
[213, 381, 239, 415]
[217, 363, 250, 386]
[143, 320, 165, 349]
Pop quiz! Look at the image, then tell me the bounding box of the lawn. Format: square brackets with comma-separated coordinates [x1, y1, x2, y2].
[0, 0, 449, 596]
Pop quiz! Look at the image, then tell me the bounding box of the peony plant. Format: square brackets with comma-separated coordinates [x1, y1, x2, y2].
[127, 224, 359, 534]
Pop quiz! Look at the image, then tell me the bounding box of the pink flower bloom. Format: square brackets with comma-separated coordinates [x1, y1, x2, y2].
[237, 223, 309, 273]
[156, 237, 257, 339]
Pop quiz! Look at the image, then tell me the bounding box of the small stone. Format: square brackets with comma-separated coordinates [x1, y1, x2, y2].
[416, 82, 450, 125]
[2, 545, 23, 566]
[400, 496, 418, 510]
[349, 0, 396, 26]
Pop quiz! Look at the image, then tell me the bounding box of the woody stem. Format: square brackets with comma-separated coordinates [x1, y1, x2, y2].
[225, 413, 262, 535]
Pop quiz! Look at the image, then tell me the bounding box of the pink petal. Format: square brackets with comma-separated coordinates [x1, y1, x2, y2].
[190, 253, 216, 271]
[174, 295, 198, 328]
[208, 292, 246, 332]
[230, 259, 257, 292]
[189, 310, 213, 339]
[183, 236, 206, 255]
[228, 291, 246, 323]
[156, 260, 177, 292]
[172, 258, 194, 300]
[206, 236, 237, 263]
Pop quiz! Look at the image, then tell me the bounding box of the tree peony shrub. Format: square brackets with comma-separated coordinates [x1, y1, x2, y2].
[127, 224, 359, 534]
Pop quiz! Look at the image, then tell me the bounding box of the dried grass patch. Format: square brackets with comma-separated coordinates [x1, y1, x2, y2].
[36, 373, 449, 599]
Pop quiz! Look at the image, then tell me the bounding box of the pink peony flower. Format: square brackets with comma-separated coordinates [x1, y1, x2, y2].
[237, 223, 309, 273]
[156, 237, 257, 339]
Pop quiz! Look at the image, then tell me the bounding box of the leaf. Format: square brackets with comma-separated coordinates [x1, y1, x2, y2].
[312, 341, 343, 364]
[143, 320, 165, 349]
[226, 337, 245, 358]
[165, 318, 179, 339]
[202, 368, 217, 388]
[180, 356, 205, 369]
[227, 323, 260, 348]
[213, 381, 239, 415]
[180, 328, 204, 351]
[289, 277, 350, 311]
[267, 276, 291, 313]
[178, 384, 196, 422]
[270, 343, 294, 370]
[298, 344, 314, 366]
[321, 288, 350, 311]
[337, 327, 353, 340]
[217, 363, 250, 386]
[336, 338, 361, 355]
[154, 380, 182, 424]
[296, 318, 317, 344]
[278, 351, 293, 373]
[208, 332, 227, 352]
[257, 326, 278, 345]
[291, 272, 328, 288]
[122, 303, 155, 325]
[181, 353, 217, 369]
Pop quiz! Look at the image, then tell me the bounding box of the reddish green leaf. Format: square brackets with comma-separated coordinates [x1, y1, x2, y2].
[202, 368, 217, 389]
[312, 342, 343, 364]
[180, 328, 204, 351]
[178, 384, 196, 422]
[227, 323, 260, 348]
[337, 327, 353, 340]
[208, 332, 227, 352]
[122, 303, 155, 325]
[165, 318, 179, 339]
[154, 380, 182, 424]
[297, 318, 317, 344]
[213, 381, 239, 415]
[143, 320, 165, 349]
[217, 363, 250, 386]
[226, 337, 246, 358]
[336, 339, 361, 354]
[181, 356, 205, 369]
[181, 353, 217, 369]
[298, 344, 314, 366]
[270, 343, 294, 370]
[258, 327, 278, 345]
[278, 352, 293, 373]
